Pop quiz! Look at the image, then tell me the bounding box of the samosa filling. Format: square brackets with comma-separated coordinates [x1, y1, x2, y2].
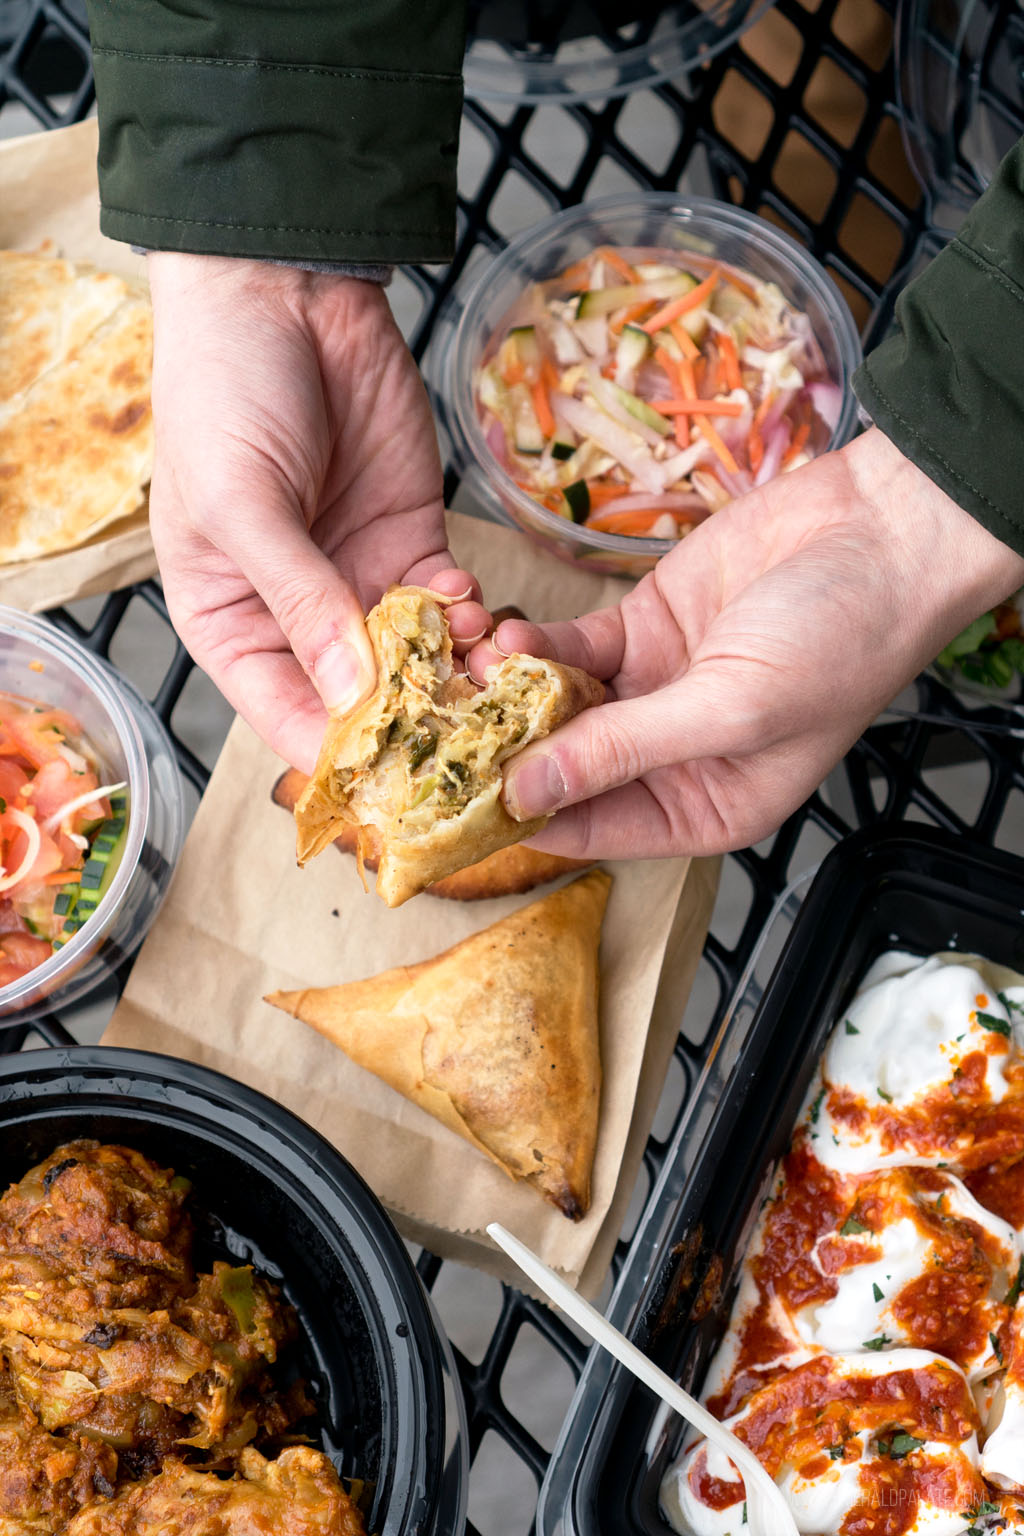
[344, 640, 554, 840]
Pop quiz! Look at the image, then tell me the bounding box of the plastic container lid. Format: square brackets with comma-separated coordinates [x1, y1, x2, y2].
[896, 0, 1024, 223]
[462, 0, 773, 103]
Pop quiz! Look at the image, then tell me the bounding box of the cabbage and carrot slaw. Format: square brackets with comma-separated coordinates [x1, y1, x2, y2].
[474, 244, 841, 541]
[0, 696, 126, 986]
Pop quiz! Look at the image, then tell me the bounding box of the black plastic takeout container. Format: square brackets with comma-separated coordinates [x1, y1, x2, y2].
[0, 1047, 464, 1536]
[536, 822, 1024, 1536]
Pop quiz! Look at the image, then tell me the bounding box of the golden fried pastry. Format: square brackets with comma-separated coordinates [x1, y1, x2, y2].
[273, 767, 591, 899]
[267, 868, 610, 1219]
[293, 585, 603, 907]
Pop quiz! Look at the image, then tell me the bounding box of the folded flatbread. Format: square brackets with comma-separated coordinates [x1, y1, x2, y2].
[266, 868, 610, 1219]
[0, 249, 153, 564]
[274, 766, 591, 899]
[294, 585, 603, 907]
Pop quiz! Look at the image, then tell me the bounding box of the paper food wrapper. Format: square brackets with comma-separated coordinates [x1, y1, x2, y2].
[105, 512, 719, 1294]
[0, 118, 156, 611]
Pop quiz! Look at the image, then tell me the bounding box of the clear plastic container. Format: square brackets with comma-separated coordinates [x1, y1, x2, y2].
[0, 608, 185, 1019]
[437, 194, 863, 579]
[896, 0, 1024, 227]
[462, 0, 773, 104]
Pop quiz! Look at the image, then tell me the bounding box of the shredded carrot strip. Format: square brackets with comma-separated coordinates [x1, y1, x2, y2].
[648, 398, 745, 417]
[42, 869, 81, 886]
[596, 246, 639, 282]
[558, 257, 592, 289]
[588, 507, 697, 535]
[610, 299, 656, 335]
[531, 378, 555, 438]
[585, 481, 632, 507]
[668, 319, 701, 360]
[782, 420, 811, 465]
[653, 346, 690, 447]
[716, 332, 743, 392]
[679, 358, 698, 398]
[642, 270, 720, 334]
[694, 414, 740, 475]
[748, 393, 774, 474]
[720, 263, 760, 302]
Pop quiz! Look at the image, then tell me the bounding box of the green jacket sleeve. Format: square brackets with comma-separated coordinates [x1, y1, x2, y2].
[854, 138, 1024, 556]
[83, 0, 466, 264]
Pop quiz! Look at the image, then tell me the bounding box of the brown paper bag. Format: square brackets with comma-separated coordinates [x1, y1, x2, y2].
[0, 119, 156, 610]
[104, 513, 719, 1294]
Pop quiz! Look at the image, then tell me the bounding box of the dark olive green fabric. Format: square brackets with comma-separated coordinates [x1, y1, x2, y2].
[85, 1, 466, 263]
[854, 139, 1024, 556]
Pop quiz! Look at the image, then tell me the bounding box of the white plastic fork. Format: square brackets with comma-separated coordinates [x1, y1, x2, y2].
[487, 1222, 799, 1536]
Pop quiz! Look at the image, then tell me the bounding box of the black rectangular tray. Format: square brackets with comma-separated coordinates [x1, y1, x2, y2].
[537, 822, 1024, 1536]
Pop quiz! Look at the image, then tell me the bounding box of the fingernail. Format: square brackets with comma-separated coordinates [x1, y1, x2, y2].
[433, 581, 474, 602]
[491, 628, 512, 658]
[506, 753, 565, 820]
[458, 627, 488, 647]
[314, 641, 366, 714]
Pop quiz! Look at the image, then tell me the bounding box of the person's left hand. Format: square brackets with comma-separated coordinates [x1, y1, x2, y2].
[146, 253, 489, 772]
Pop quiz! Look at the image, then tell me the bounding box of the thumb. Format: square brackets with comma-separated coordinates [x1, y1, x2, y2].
[503, 666, 775, 821]
[228, 503, 378, 716]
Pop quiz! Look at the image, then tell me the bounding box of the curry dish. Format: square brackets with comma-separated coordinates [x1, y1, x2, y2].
[0, 1140, 365, 1535]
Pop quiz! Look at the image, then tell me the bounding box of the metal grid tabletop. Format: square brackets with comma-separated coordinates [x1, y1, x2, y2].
[2, 3, 1023, 1532]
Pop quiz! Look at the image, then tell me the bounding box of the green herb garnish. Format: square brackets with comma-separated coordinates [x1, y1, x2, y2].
[841, 1216, 870, 1236]
[862, 1334, 891, 1351]
[872, 1282, 884, 1302]
[976, 1010, 1011, 1037]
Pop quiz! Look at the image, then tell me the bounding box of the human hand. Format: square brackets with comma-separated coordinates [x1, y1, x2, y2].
[468, 429, 1024, 859]
[145, 253, 489, 773]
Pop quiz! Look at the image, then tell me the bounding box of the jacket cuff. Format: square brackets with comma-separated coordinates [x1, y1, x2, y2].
[853, 143, 1024, 558]
[90, 49, 462, 265]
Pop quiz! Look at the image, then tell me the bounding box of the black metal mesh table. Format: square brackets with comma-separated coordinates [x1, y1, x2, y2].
[3, 3, 1023, 1532]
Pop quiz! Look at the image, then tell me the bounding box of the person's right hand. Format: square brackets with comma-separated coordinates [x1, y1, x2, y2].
[145, 253, 488, 774]
[468, 428, 1024, 860]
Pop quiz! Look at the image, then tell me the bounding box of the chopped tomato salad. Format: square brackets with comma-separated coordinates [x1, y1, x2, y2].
[0, 695, 128, 987]
[474, 244, 841, 540]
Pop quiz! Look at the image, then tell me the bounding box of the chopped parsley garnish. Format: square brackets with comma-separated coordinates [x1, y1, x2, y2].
[1006, 1255, 1024, 1308]
[0, 797, 5, 813]
[827, 1443, 845, 1461]
[742, 1504, 747, 1526]
[862, 1334, 892, 1351]
[998, 991, 1024, 1015]
[844, 1019, 860, 1035]
[877, 1431, 924, 1459]
[976, 1010, 1011, 1037]
[809, 1088, 825, 1125]
[991, 1332, 1004, 1364]
[841, 1216, 870, 1236]
[877, 1086, 893, 1103]
[872, 1282, 884, 1302]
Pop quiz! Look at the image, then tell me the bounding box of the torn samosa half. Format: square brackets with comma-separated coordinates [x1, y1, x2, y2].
[266, 867, 611, 1220]
[293, 585, 603, 907]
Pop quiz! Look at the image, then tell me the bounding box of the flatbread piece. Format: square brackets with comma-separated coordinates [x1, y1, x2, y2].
[267, 868, 611, 1219]
[0, 249, 153, 564]
[294, 585, 603, 907]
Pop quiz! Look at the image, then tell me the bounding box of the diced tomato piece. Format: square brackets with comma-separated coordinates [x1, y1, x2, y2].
[23, 758, 102, 829]
[0, 707, 79, 769]
[0, 931, 53, 983]
[0, 761, 29, 806]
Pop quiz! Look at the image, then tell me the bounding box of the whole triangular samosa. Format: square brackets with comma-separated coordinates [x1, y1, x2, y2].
[293, 585, 604, 907]
[266, 869, 610, 1219]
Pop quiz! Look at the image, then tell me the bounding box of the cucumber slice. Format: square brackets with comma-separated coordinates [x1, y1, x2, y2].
[74, 815, 129, 921]
[615, 324, 650, 393]
[612, 383, 672, 436]
[508, 382, 545, 454]
[575, 272, 694, 318]
[562, 480, 591, 523]
[508, 324, 542, 379]
[550, 439, 576, 461]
